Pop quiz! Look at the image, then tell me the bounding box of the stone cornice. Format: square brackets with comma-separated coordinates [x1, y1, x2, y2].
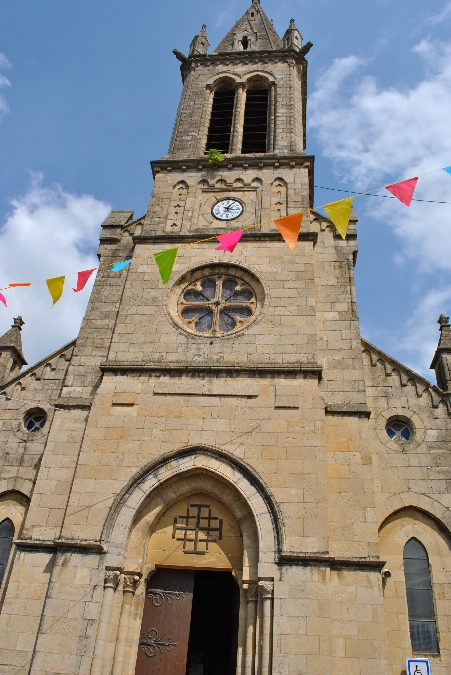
[278, 552, 386, 571]
[15, 539, 106, 553]
[361, 337, 449, 410]
[133, 231, 317, 245]
[100, 362, 322, 378]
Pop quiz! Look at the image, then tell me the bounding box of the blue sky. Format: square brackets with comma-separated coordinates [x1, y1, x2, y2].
[1, 0, 451, 377]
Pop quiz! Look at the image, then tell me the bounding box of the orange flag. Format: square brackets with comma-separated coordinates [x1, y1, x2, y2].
[9, 283, 32, 288]
[274, 213, 303, 250]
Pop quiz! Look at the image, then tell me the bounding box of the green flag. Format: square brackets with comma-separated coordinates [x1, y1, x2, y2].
[323, 197, 354, 239]
[153, 248, 178, 285]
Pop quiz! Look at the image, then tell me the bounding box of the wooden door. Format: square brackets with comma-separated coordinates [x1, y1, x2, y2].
[134, 568, 195, 675]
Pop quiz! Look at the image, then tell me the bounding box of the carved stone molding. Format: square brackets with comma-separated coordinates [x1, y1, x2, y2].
[104, 569, 121, 590]
[243, 582, 258, 602]
[258, 580, 274, 599]
[122, 573, 141, 594]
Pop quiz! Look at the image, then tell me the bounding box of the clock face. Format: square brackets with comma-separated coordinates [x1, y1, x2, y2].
[212, 199, 244, 221]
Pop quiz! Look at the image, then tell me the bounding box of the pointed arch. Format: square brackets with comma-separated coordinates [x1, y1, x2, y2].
[0, 518, 14, 587]
[101, 445, 283, 569]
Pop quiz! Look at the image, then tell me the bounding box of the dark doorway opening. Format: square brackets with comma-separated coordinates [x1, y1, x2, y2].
[185, 571, 240, 675]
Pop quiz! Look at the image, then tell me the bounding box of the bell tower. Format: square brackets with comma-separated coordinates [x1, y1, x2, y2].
[142, 0, 313, 238]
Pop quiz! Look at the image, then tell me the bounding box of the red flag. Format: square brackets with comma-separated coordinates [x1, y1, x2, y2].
[215, 229, 244, 253]
[385, 177, 418, 206]
[274, 213, 303, 250]
[72, 268, 96, 292]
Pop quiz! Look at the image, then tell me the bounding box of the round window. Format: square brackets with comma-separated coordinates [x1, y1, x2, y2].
[24, 410, 47, 433]
[167, 264, 265, 338]
[179, 275, 256, 335]
[386, 419, 412, 442]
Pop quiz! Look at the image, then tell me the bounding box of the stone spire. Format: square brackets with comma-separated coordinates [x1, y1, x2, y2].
[283, 18, 303, 51]
[212, 1, 283, 54]
[430, 314, 451, 392]
[0, 316, 27, 386]
[189, 24, 210, 56]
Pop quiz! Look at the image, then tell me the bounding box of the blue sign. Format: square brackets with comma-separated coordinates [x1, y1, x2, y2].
[406, 659, 431, 675]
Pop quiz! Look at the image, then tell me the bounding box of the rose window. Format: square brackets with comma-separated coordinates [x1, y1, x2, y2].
[178, 275, 256, 335]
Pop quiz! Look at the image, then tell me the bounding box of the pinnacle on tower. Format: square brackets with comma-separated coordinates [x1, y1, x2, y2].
[212, 1, 283, 53]
[283, 17, 303, 51]
[189, 24, 210, 56]
[0, 316, 28, 385]
[430, 314, 451, 391]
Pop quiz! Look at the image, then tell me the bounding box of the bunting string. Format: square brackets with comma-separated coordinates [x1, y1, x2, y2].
[0, 164, 450, 301]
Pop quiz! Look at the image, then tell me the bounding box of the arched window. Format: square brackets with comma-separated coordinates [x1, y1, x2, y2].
[0, 518, 14, 587]
[241, 78, 269, 154]
[403, 538, 439, 653]
[205, 82, 236, 153]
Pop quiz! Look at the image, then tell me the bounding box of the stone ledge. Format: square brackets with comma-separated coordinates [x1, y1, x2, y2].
[100, 362, 322, 378]
[325, 404, 371, 418]
[15, 539, 105, 553]
[133, 231, 318, 245]
[278, 552, 386, 571]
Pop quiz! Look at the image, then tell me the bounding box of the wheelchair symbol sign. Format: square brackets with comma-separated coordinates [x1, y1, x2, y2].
[406, 659, 431, 675]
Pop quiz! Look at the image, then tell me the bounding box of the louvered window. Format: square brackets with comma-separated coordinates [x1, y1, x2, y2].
[403, 538, 439, 653]
[241, 86, 268, 154]
[206, 85, 236, 153]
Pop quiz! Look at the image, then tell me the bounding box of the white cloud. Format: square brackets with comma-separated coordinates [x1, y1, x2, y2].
[0, 174, 110, 367]
[0, 52, 11, 121]
[309, 40, 451, 377]
[426, 0, 451, 25]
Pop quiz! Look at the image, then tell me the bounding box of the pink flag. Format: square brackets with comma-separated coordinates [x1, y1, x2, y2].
[215, 229, 244, 253]
[385, 177, 418, 206]
[0, 293, 6, 307]
[72, 268, 96, 292]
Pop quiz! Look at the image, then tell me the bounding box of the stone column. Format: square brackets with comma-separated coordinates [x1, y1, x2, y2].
[112, 573, 141, 675]
[90, 569, 121, 675]
[197, 84, 215, 156]
[230, 83, 247, 155]
[243, 582, 258, 675]
[258, 580, 274, 675]
[267, 82, 276, 152]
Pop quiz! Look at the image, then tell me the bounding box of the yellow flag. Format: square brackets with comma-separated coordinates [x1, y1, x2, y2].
[46, 276, 65, 307]
[323, 197, 354, 239]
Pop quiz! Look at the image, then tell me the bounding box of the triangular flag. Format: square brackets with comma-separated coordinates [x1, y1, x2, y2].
[274, 213, 303, 250]
[46, 276, 65, 307]
[0, 293, 6, 307]
[385, 177, 418, 206]
[9, 283, 32, 288]
[73, 268, 97, 292]
[215, 229, 244, 253]
[153, 248, 178, 285]
[109, 260, 132, 272]
[443, 166, 451, 176]
[323, 197, 354, 239]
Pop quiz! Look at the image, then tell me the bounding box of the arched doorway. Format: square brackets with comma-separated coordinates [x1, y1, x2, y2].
[134, 493, 243, 675]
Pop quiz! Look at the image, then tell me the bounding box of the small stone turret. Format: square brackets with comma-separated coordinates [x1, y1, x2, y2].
[0, 316, 27, 385]
[430, 314, 451, 392]
[189, 25, 210, 56]
[283, 18, 302, 51]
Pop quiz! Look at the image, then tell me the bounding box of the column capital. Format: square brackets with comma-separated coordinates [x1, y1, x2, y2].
[206, 83, 215, 92]
[122, 572, 141, 594]
[243, 581, 258, 601]
[235, 82, 246, 91]
[258, 579, 274, 599]
[104, 569, 121, 590]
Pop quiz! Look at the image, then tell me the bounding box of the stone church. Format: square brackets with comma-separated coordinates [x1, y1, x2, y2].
[1, 2, 451, 674]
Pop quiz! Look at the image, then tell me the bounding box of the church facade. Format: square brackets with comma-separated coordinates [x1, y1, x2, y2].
[1, 2, 451, 674]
